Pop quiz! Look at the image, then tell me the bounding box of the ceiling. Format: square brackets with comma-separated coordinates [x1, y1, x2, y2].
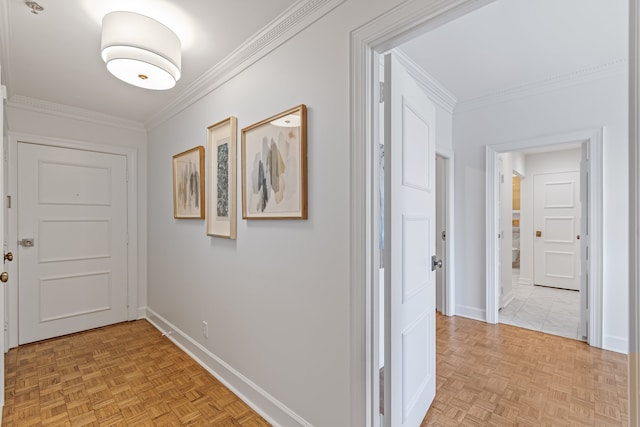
[0, 0, 629, 127]
[399, 0, 628, 104]
[0, 0, 297, 124]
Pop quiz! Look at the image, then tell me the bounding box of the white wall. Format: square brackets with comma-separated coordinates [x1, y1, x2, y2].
[145, 1, 405, 425]
[453, 71, 629, 353]
[519, 148, 581, 286]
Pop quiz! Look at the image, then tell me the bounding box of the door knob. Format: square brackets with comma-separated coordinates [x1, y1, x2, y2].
[431, 255, 443, 271]
[0, 272, 8, 283]
[536, 230, 542, 237]
[4, 252, 13, 262]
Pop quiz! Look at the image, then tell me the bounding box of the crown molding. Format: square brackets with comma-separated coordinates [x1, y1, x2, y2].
[8, 95, 146, 133]
[455, 58, 628, 113]
[393, 49, 458, 113]
[145, 0, 345, 130]
[0, 0, 13, 91]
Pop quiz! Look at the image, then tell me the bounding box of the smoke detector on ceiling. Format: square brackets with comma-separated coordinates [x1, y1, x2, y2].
[25, 1, 44, 14]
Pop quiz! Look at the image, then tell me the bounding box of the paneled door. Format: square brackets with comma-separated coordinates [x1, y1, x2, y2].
[384, 52, 437, 427]
[533, 171, 581, 290]
[18, 142, 129, 344]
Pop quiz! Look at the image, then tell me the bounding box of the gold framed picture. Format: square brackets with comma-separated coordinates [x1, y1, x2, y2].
[172, 146, 205, 219]
[241, 104, 307, 219]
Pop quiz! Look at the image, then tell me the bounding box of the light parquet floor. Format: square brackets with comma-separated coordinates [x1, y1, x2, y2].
[2, 320, 270, 426]
[421, 314, 628, 426]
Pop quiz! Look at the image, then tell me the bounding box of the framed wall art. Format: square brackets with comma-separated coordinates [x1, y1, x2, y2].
[241, 104, 307, 219]
[206, 116, 237, 238]
[172, 146, 205, 219]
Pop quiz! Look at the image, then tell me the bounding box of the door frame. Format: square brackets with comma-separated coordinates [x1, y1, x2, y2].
[349, 1, 494, 425]
[435, 148, 455, 316]
[7, 132, 139, 349]
[485, 129, 603, 348]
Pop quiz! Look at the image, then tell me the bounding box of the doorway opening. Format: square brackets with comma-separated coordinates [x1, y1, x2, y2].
[486, 131, 604, 347]
[350, 1, 625, 426]
[496, 145, 586, 341]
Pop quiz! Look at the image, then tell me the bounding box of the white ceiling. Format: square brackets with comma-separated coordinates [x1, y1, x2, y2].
[399, 0, 628, 103]
[0, 0, 629, 127]
[0, 0, 297, 124]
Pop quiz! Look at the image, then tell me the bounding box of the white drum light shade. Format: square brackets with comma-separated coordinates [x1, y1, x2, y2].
[101, 11, 181, 90]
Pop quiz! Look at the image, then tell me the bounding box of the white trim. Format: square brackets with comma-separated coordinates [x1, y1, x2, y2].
[393, 50, 458, 113]
[454, 305, 485, 322]
[629, 0, 640, 424]
[456, 58, 628, 113]
[6, 132, 139, 348]
[435, 147, 456, 316]
[517, 276, 532, 286]
[145, 308, 312, 427]
[603, 334, 629, 355]
[485, 129, 604, 347]
[7, 96, 146, 134]
[145, 0, 345, 130]
[349, 1, 496, 426]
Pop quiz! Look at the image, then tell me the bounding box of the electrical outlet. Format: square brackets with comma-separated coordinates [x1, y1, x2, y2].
[202, 321, 208, 338]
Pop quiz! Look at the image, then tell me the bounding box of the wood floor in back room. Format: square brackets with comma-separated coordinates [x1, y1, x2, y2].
[421, 313, 628, 426]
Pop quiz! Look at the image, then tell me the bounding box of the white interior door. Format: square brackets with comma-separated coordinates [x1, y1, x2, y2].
[383, 52, 437, 427]
[533, 171, 580, 290]
[18, 142, 129, 344]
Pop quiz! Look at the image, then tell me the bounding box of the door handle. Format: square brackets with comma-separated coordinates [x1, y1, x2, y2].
[535, 230, 542, 237]
[431, 255, 443, 271]
[0, 272, 7, 283]
[20, 238, 35, 247]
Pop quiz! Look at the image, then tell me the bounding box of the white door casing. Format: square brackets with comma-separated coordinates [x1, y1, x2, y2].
[0, 77, 6, 410]
[435, 155, 445, 314]
[383, 53, 437, 427]
[580, 147, 589, 340]
[533, 171, 581, 290]
[18, 142, 129, 344]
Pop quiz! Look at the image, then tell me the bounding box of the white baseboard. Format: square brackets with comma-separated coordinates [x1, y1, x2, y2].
[518, 277, 533, 285]
[501, 290, 515, 309]
[603, 334, 629, 354]
[455, 305, 485, 322]
[137, 306, 147, 320]
[144, 308, 312, 427]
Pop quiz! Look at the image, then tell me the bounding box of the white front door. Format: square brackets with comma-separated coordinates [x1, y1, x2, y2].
[18, 142, 129, 344]
[533, 171, 581, 290]
[384, 53, 437, 427]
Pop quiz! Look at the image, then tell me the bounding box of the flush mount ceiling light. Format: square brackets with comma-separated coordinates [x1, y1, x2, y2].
[101, 11, 181, 90]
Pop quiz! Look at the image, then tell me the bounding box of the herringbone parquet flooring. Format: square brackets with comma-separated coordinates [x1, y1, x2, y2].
[2, 320, 270, 426]
[421, 314, 629, 426]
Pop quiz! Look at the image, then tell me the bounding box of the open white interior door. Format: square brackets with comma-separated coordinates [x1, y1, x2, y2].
[383, 52, 437, 427]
